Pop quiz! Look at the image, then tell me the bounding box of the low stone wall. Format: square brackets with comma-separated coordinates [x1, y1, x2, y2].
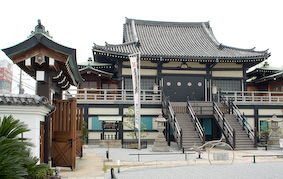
[99, 140, 122, 148]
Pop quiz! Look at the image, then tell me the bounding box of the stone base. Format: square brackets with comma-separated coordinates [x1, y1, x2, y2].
[99, 140, 122, 148]
[125, 143, 147, 149]
[152, 141, 170, 152]
[152, 146, 170, 152]
[213, 152, 229, 161]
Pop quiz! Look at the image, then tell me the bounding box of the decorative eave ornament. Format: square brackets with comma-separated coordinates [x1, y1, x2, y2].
[2, 19, 83, 87]
[29, 19, 52, 39]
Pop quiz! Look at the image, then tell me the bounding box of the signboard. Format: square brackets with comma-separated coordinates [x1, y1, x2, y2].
[102, 121, 119, 130]
[99, 116, 122, 121]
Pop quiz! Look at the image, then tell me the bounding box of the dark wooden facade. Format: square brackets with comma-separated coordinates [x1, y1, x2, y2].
[247, 63, 283, 92]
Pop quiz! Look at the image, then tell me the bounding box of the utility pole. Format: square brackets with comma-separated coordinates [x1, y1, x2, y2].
[19, 69, 23, 94]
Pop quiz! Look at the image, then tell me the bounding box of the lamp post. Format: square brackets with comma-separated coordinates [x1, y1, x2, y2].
[152, 113, 170, 152]
[267, 114, 282, 145]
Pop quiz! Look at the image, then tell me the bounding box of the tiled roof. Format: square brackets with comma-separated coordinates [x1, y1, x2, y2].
[93, 18, 270, 61]
[249, 70, 283, 83]
[2, 20, 83, 86]
[0, 94, 54, 109]
[79, 66, 113, 76]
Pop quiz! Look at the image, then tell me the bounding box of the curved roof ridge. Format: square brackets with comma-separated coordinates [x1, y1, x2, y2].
[125, 17, 209, 27]
[221, 43, 269, 53]
[94, 41, 137, 48]
[201, 22, 220, 46]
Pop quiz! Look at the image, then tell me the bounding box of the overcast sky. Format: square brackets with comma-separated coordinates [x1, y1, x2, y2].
[1, 0, 282, 67]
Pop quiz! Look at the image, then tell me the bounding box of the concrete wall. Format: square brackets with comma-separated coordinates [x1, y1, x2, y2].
[0, 105, 51, 159]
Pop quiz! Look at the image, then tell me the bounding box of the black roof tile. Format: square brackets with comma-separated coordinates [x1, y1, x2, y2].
[93, 18, 270, 61]
[0, 94, 54, 109]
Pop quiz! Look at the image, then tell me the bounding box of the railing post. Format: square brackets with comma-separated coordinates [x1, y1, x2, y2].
[254, 128, 257, 148]
[233, 129, 236, 149]
[180, 129, 183, 149]
[203, 130, 206, 144]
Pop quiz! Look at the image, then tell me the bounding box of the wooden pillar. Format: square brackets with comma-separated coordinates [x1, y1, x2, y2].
[83, 106, 89, 144]
[157, 61, 163, 86]
[70, 98, 77, 169]
[43, 116, 50, 164]
[243, 64, 248, 91]
[36, 71, 52, 164]
[117, 61, 123, 89]
[119, 106, 123, 142]
[206, 63, 212, 101]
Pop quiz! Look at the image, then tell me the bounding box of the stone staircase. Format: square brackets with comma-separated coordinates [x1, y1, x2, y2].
[176, 113, 203, 149]
[223, 114, 255, 149]
[216, 103, 255, 150]
[171, 102, 203, 149]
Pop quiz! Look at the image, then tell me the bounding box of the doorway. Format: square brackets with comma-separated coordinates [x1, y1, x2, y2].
[163, 76, 205, 102]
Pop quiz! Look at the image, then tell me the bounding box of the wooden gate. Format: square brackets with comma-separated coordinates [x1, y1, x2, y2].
[52, 98, 83, 170]
[40, 121, 45, 163]
[76, 107, 84, 158]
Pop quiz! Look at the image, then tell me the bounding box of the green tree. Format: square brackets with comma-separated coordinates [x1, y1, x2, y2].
[123, 106, 148, 140]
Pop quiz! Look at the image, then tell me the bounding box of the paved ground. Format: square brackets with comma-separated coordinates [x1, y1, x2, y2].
[59, 144, 283, 179]
[105, 162, 283, 179]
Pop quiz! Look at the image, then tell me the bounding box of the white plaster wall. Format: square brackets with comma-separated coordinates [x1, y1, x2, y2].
[123, 108, 161, 115]
[246, 117, 255, 130]
[239, 109, 254, 116]
[213, 63, 242, 69]
[89, 108, 119, 115]
[0, 106, 50, 159]
[88, 132, 100, 139]
[258, 109, 283, 116]
[212, 71, 243, 77]
[123, 61, 158, 67]
[122, 68, 157, 76]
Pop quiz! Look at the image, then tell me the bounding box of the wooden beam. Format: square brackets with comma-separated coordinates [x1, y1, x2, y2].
[11, 44, 68, 64]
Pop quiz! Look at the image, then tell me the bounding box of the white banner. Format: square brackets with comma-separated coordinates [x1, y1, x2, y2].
[129, 55, 140, 129]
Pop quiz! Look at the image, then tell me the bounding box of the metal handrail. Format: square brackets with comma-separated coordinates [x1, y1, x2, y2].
[220, 93, 256, 147]
[221, 91, 283, 103]
[187, 102, 205, 143]
[162, 92, 182, 149]
[230, 102, 256, 146]
[213, 102, 235, 148]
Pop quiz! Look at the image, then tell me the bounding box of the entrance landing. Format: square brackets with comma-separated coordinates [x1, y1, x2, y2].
[59, 146, 104, 178]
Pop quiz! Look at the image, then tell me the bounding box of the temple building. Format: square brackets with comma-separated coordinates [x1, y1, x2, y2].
[69, 18, 275, 149]
[247, 62, 283, 92]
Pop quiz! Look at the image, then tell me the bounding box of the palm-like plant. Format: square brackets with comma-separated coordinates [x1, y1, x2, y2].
[0, 115, 50, 179]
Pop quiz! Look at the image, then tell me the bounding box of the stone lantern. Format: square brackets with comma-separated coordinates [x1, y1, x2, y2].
[267, 114, 282, 145]
[152, 113, 170, 152]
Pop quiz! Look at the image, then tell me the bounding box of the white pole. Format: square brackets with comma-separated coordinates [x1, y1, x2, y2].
[138, 52, 141, 150]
